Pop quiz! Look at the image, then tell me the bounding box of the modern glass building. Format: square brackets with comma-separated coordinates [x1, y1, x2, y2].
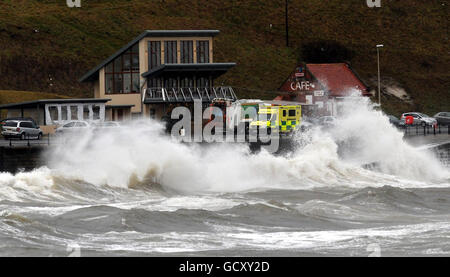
[80, 30, 237, 121]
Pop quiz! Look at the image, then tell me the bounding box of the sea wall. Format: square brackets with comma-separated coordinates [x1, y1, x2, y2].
[0, 146, 47, 174]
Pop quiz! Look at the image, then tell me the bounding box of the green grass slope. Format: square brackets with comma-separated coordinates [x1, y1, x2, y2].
[0, 0, 448, 116]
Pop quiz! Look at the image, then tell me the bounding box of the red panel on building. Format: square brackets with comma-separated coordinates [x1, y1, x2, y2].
[276, 62, 371, 116]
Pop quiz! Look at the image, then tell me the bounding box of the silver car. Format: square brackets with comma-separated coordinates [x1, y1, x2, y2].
[318, 116, 337, 127]
[55, 121, 91, 134]
[93, 121, 121, 129]
[400, 112, 437, 127]
[433, 112, 450, 126]
[1, 120, 43, 140]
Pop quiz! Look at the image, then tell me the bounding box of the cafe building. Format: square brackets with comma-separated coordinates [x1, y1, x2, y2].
[275, 63, 371, 116]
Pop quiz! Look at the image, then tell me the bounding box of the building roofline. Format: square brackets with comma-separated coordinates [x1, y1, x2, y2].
[141, 63, 236, 78]
[0, 98, 111, 109]
[105, 104, 135, 108]
[305, 63, 370, 96]
[79, 30, 221, 83]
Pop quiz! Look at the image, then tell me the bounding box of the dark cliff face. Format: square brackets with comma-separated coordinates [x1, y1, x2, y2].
[0, 0, 448, 115]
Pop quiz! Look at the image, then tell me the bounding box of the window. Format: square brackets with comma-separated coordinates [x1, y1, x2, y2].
[63, 122, 75, 128]
[83, 105, 91, 120]
[93, 106, 100, 120]
[180, 77, 194, 88]
[180, 41, 193, 63]
[124, 73, 131, 93]
[4, 121, 18, 127]
[70, 106, 79, 120]
[48, 106, 58, 121]
[61, 106, 68, 120]
[165, 77, 178, 89]
[196, 77, 210, 89]
[150, 109, 156, 119]
[105, 43, 140, 94]
[288, 110, 296, 117]
[106, 74, 114, 94]
[148, 41, 161, 69]
[197, 41, 210, 63]
[20, 122, 33, 128]
[165, 41, 177, 63]
[149, 78, 162, 88]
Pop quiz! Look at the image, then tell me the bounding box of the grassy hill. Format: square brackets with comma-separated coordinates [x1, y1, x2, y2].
[0, 0, 448, 117]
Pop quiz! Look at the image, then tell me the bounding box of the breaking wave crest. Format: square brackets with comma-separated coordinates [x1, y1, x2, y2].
[0, 96, 449, 203]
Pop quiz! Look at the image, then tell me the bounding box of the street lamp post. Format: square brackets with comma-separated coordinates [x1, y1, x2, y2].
[376, 44, 384, 106]
[285, 0, 289, 47]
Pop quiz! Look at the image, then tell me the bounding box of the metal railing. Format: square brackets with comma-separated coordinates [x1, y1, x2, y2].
[2, 134, 53, 147]
[144, 86, 238, 103]
[403, 124, 450, 137]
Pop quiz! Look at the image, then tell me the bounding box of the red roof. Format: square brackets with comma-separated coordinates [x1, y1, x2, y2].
[306, 63, 370, 97]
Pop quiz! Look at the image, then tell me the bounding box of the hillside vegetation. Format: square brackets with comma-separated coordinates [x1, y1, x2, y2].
[0, 0, 448, 116]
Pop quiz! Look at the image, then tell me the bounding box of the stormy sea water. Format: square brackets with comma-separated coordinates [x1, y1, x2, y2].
[1, 97, 449, 257]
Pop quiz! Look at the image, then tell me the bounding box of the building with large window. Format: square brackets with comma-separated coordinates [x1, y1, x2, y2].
[80, 30, 237, 120]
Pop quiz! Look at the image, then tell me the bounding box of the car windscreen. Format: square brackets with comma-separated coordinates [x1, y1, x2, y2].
[417, 113, 430, 118]
[63, 122, 75, 127]
[4, 121, 18, 127]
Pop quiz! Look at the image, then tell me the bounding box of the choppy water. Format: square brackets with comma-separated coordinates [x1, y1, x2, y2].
[1, 97, 449, 256]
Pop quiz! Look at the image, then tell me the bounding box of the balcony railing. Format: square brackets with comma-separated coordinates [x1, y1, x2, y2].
[143, 86, 237, 103]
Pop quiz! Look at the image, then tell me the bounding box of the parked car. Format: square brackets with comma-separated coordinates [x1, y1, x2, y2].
[55, 121, 91, 134]
[298, 120, 314, 132]
[387, 115, 402, 127]
[92, 121, 121, 129]
[433, 112, 450, 126]
[1, 120, 43, 140]
[317, 116, 337, 127]
[1, 117, 38, 127]
[400, 112, 437, 127]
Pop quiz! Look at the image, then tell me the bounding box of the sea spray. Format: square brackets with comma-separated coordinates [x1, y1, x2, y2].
[0, 95, 448, 199]
[327, 95, 448, 181]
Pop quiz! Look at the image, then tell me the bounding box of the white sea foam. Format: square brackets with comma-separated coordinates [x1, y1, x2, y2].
[0, 95, 448, 202]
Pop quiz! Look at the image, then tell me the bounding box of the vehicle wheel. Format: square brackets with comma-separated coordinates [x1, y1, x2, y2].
[37, 133, 42, 140]
[21, 133, 26, 140]
[421, 122, 426, 127]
